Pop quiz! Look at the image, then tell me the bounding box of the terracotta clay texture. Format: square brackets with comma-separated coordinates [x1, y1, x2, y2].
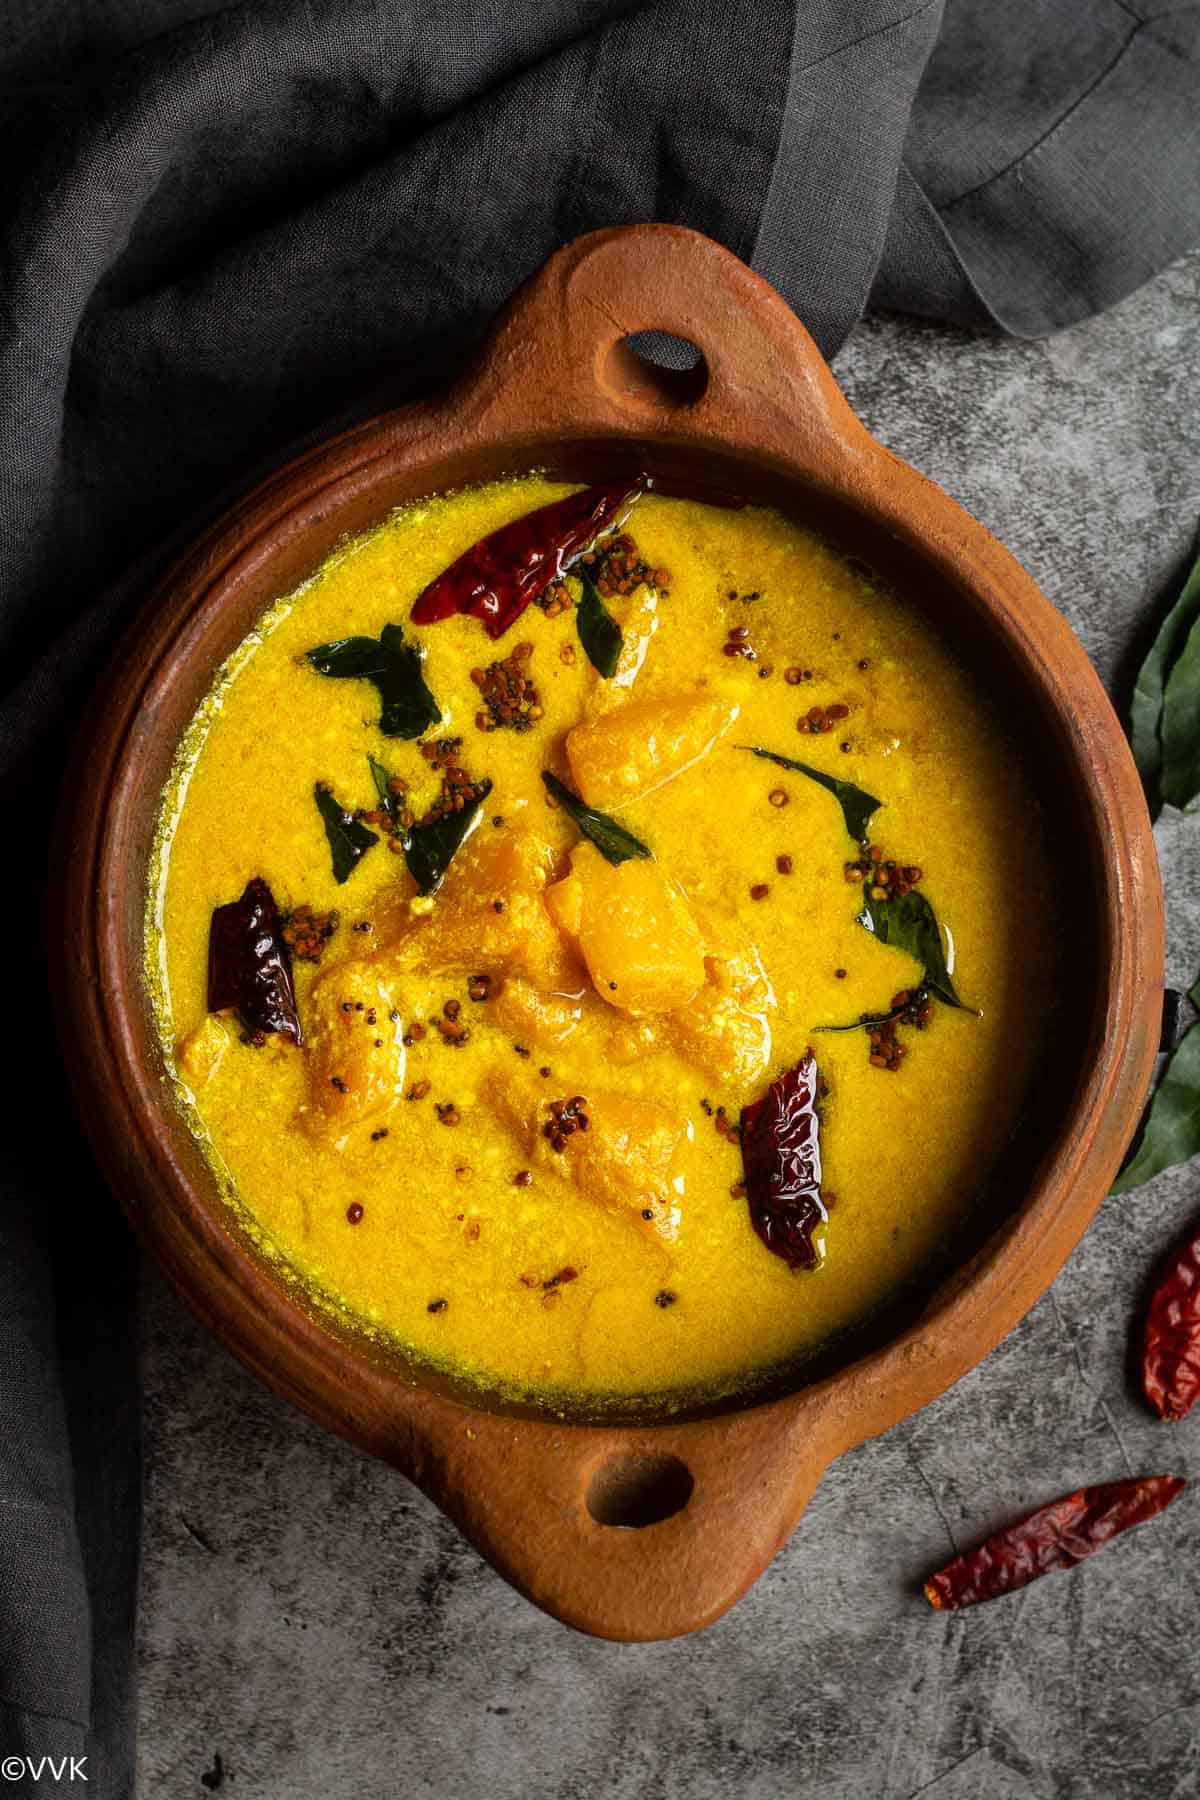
[52, 226, 1163, 1641]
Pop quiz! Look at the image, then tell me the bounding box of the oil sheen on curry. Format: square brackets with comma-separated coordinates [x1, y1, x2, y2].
[148, 476, 1055, 1409]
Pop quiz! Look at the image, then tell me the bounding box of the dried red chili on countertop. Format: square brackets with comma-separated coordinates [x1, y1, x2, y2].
[1143, 1221, 1200, 1421]
[207, 876, 301, 1045]
[923, 1475, 1186, 1611]
[410, 481, 644, 639]
[739, 1053, 826, 1272]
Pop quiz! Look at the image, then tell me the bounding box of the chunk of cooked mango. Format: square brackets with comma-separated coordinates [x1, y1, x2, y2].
[546, 843, 705, 1013]
[482, 1073, 686, 1245]
[666, 986, 772, 1087]
[563, 1091, 686, 1244]
[542, 870, 583, 943]
[301, 960, 405, 1139]
[565, 692, 739, 808]
[381, 828, 582, 993]
[491, 978, 583, 1050]
[176, 1015, 229, 1089]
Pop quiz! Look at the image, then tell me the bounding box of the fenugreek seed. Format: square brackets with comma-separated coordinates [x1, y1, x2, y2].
[750, 882, 770, 901]
[784, 666, 803, 685]
[407, 1078, 431, 1100]
[827, 702, 849, 720]
[730, 624, 750, 641]
[427, 1298, 448, 1314]
[559, 642, 576, 665]
[514, 1170, 532, 1187]
[776, 854, 793, 875]
[768, 788, 789, 808]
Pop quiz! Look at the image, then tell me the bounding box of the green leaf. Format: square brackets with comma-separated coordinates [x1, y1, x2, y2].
[541, 772, 652, 865]
[1160, 607, 1200, 812]
[314, 783, 379, 884]
[1111, 1013, 1200, 1193]
[404, 781, 492, 896]
[574, 566, 623, 679]
[813, 998, 914, 1034]
[855, 889, 976, 1012]
[368, 754, 404, 830]
[1128, 549, 1200, 816]
[739, 747, 881, 844]
[306, 623, 441, 738]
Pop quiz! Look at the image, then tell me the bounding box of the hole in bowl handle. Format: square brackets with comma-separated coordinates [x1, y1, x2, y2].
[402, 1391, 840, 1641]
[457, 224, 868, 464]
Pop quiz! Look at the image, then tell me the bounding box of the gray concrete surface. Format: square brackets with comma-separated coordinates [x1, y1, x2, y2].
[137, 252, 1200, 1800]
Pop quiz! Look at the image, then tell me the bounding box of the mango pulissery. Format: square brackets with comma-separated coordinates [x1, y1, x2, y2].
[149, 476, 1055, 1408]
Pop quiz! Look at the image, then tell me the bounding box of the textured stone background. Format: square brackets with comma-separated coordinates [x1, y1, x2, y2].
[138, 252, 1200, 1800]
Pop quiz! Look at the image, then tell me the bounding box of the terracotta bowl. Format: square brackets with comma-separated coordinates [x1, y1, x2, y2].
[55, 225, 1163, 1641]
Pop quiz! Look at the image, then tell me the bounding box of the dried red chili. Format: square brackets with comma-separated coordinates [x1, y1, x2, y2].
[207, 876, 301, 1045]
[923, 1476, 1185, 1611]
[739, 1053, 826, 1271]
[1143, 1221, 1200, 1421]
[410, 481, 644, 639]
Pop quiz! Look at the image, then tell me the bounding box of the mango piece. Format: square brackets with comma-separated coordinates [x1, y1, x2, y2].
[176, 1016, 229, 1089]
[552, 843, 705, 1014]
[565, 692, 739, 808]
[666, 987, 773, 1087]
[482, 1073, 685, 1245]
[605, 1016, 662, 1065]
[564, 1091, 686, 1244]
[382, 828, 582, 993]
[543, 871, 583, 943]
[301, 960, 405, 1139]
[491, 978, 583, 1050]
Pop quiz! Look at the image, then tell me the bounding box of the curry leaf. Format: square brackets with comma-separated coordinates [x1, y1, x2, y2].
[574, 566, 623, 679]
[368, 754, 404, 830]
[315, 783, 379, 884]
[855, 889, 975, 1012]
[1160, 608, 1200, 812]
[739, 746, 881, 844]
[1128, 548, 1200, 817]
[541, 772, 652, 865]
[1111, 1013, 1200, 1194]
[306, 623, 441, 738]
[813, 998, 914, 1034]
[404, 781, 492, 896]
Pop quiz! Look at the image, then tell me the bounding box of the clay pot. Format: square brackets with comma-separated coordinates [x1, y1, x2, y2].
[54, 226, 1162, 1641]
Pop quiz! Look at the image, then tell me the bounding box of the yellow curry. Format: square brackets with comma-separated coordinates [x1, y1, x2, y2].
[148, 476, 1055, 1410]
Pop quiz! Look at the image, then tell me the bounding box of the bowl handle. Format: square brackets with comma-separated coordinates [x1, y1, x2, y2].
[447, 223, 872, 473]
[402, 1382, 844, 1641]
